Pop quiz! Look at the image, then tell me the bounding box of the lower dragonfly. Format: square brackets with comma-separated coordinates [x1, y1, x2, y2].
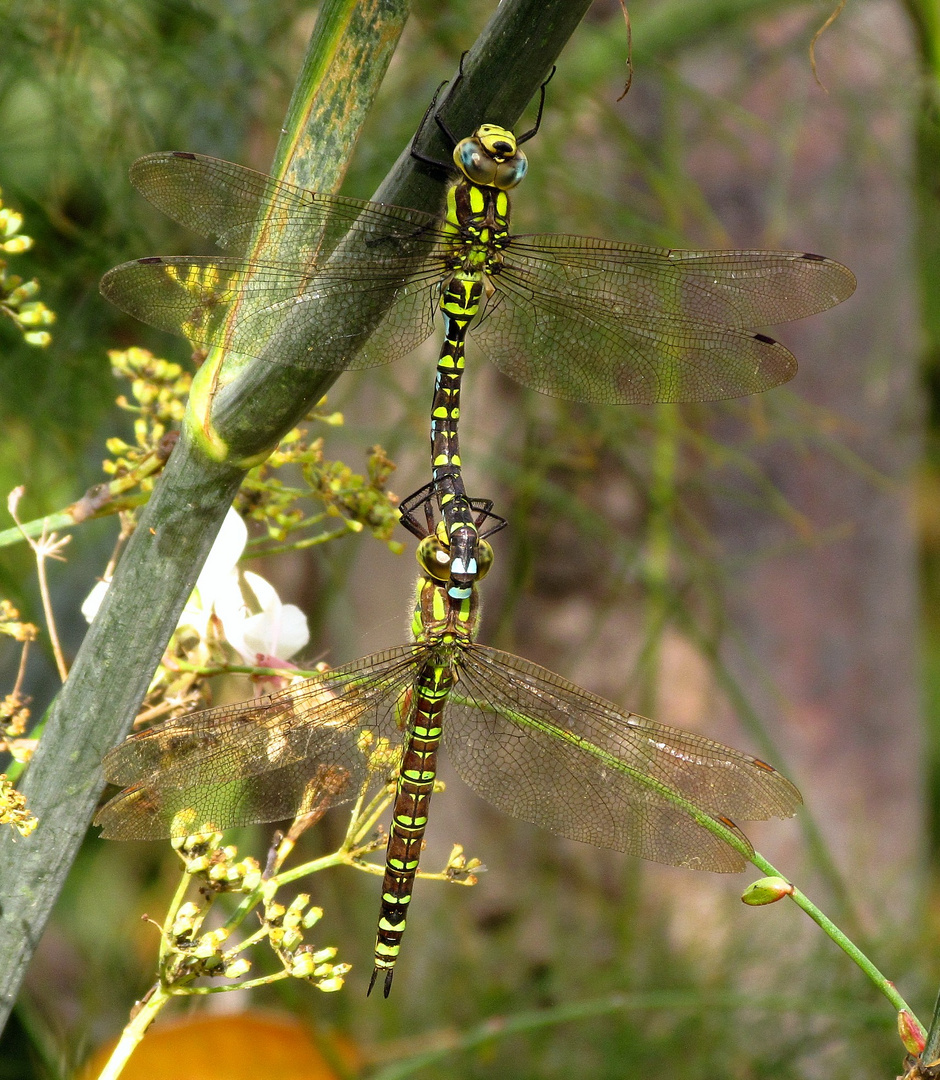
[96, 495, 802, 997]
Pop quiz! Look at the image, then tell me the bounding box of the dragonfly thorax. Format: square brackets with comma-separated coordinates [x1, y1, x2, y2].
[411, 532, 488, 644]
[453, 124, 527, 190]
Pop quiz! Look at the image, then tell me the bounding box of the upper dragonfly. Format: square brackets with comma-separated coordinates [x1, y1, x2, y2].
[100, 67, 856, 586]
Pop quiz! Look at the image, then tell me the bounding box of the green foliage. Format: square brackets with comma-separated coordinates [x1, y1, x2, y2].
[0, 193, 55, 349]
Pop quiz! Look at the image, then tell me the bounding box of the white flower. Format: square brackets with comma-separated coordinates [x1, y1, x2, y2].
[82, 509, 309, 665]
[178, 508, 249, 637]
[215, 568, 309, 665]
[80, 579, 110, 623]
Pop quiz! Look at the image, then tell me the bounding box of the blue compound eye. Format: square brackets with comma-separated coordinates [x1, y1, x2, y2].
[492, 154, 527, 190]
[454, 138, 498, 185]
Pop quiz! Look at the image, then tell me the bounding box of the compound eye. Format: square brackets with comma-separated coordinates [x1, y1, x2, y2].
[454, 137, 497, 185]
[416, 535, 451, 582]
[493, 152, 527, 190]
[474, 540, 494, 580]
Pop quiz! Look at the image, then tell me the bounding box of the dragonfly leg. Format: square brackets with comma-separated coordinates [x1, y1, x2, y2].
[398, 484, 507, 542]
[515, 65, 556, 145]
[399, 482, 437, 540]
[411, 57, 464, 170]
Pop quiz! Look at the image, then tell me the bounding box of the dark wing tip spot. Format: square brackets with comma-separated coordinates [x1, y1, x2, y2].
[800, 252, 826, 261]
[137, 256, 164, 265]
[171, 151, 197, 160]
[753, 332, 778, 345]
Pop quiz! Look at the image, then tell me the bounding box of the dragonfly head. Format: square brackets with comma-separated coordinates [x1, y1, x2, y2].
[454, 125, 528, 191]
[416, 529, 493, 590]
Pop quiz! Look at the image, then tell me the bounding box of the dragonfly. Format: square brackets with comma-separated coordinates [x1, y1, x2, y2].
[99, 65, 857, 593]
[96, 493, 802, 997]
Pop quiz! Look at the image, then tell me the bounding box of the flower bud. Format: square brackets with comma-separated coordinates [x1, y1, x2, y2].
[223, 958, 251, 979]
[741, 877, 793, 905]
[897, 1009, 926, 1055]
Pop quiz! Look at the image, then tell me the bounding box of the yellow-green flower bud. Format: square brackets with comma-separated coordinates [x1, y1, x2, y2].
[302, 906, 323, 929]
[171, 902, 203, 938]
[16, 302, 46, 326]
[741, 877, 793, 905]
[8, 281, 38, 304]
[2, 236, 32, 254]
[1, 209, 23, 237]
[223, 958, 251, 979]
[241, 867, 262, 891]
[289, 952, 315, 978]
[281, 928, 302, 951]
[316, 975, 346, 993]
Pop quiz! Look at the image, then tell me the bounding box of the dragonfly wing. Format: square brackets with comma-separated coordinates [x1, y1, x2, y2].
[473, 272, 797, 403]
[473, 236, 855, 403]
[100, 256, 443, 371]
[506, 236, 856, 327]
[96, 645, 423, 841]
[103, 152, 451, 370]
[447, 645, 801, 873]
[129, 152, 445, 259]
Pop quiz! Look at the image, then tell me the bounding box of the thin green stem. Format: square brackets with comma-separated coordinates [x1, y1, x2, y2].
[922, 988, 940, 1063]
[158, 872, 193, 966]
[180, 971, 290, 994]
[95, 984, 172, 1080]
[748, 850, 924, 1034]
[243, 525, 356, 558]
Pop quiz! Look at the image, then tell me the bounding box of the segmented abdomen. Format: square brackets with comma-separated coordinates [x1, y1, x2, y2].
[369, 657, 454, 997]
[430, 275, 486, 592]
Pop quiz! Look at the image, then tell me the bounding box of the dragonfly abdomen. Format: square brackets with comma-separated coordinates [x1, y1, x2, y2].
[370, 659, 454, 997]
[431, 274, 486, 595]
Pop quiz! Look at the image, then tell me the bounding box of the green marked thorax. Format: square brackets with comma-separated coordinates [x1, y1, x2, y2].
[410, 530, 483, 649]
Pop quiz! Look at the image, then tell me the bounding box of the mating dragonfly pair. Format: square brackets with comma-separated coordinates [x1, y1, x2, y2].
[96, 64, 854, 994]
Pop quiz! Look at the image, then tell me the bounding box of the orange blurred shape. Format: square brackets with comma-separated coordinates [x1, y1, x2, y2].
[79, 1011, 357, 1080]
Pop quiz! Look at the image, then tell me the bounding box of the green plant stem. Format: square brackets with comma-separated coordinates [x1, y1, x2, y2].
[0, 0, 407, 1031]
[0, 488, 153, 549]
[922, 987, 940, 1063]
[96, 983, 172, 1080]
[158, 871, 193, 966]
[748, 850, 925, 1035]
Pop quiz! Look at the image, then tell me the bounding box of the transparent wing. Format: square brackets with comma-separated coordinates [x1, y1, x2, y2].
[100, 152, 450, 370]
[96, 645, 424, 841]
[102, 153, 856, 402]
[447, 645, 801, 873]
[470, 236, 856, 403]
[100, 255, 442, 371]
[128, 151, 447, 261]
[506, 236, 856, 326]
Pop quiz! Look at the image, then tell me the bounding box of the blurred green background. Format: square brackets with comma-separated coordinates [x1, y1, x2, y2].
[0, 0, 935, 1076]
